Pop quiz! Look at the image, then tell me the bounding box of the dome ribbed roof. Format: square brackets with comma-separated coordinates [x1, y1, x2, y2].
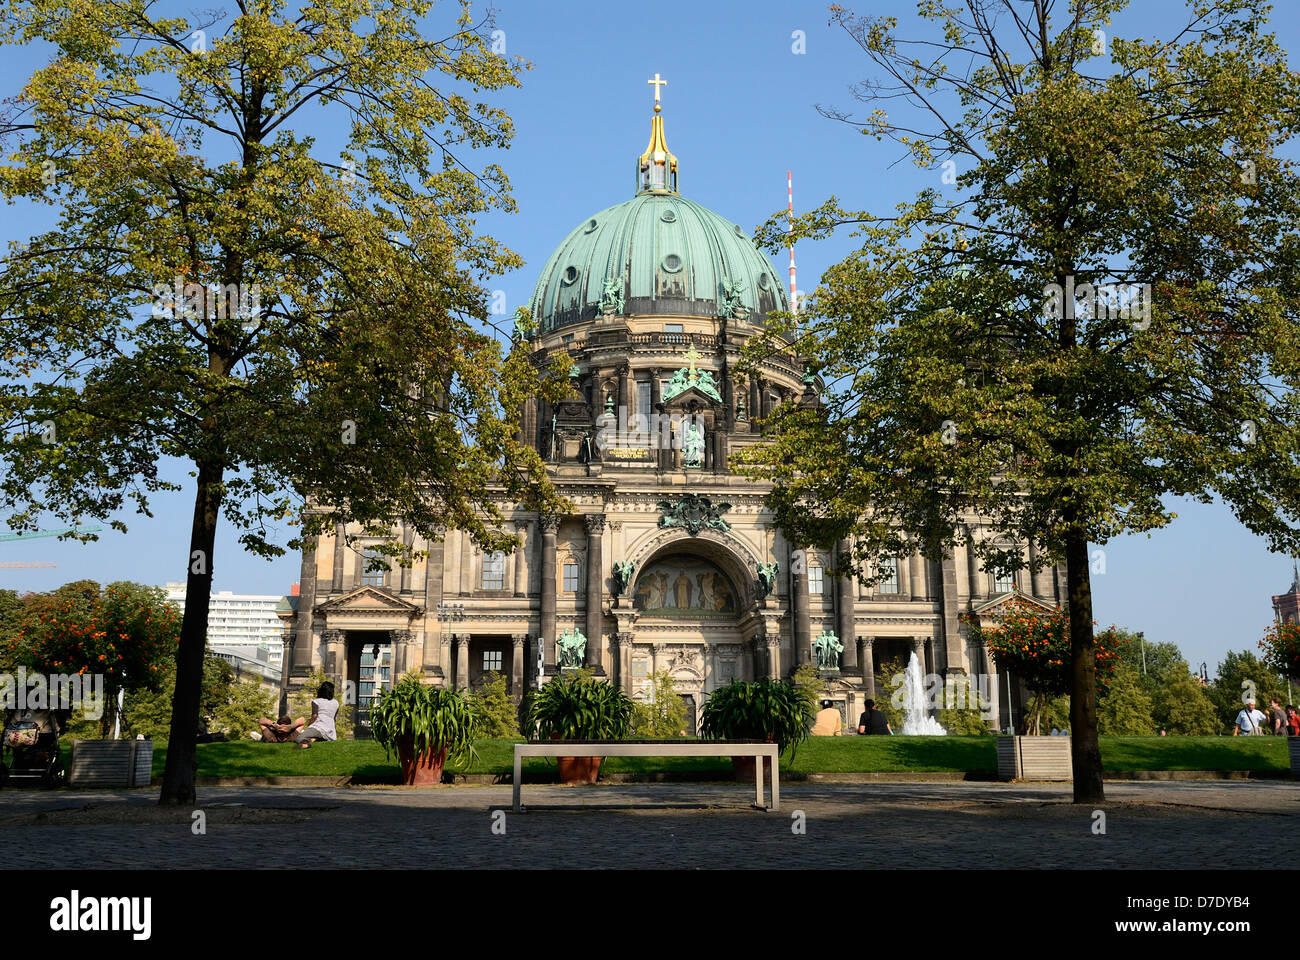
[528, 192, 788, 332]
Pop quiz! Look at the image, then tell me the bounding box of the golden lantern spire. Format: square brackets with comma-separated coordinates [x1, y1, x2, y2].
[637, 73, 678, 194]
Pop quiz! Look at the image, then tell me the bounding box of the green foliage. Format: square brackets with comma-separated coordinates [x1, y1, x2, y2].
[872, 657, 906, 732]
[1152, 670, 1222, 736]
[527, 669, 633, 741]
[1261, 619, 1300, 681]
[215, 678, 277, 742]
[369, 673, 479, 770]
[699, 678, 815, 754]
[290, 667, 354, 740]
[791, 662, 825, 722]
[1097, 663, 1156, 735]
[1040, 696, 1072, 734]
[937, 704, 993, 735]
[123, 655, 275, 742]
[1209, 651, 1289, 729]
[630, 670, 689, 738]
[469, 671, 520, 739]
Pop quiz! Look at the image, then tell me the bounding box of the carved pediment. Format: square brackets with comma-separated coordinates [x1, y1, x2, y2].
[316, 586, 423, 617]
[971, 590, 1057, 617]
[660, 385, 721, 412]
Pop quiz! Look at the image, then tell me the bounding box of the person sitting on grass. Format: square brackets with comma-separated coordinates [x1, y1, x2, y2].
[257, 714, 303, 743]
[294, 681, 340, 750]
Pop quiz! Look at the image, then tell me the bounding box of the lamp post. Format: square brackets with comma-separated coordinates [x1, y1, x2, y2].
[1137, 630, 1146, 677]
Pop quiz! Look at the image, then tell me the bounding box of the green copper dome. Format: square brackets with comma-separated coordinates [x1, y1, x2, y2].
[529, 192, 789, 332]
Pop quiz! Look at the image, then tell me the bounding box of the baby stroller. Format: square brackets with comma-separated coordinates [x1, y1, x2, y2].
[0, 708, 66, 788]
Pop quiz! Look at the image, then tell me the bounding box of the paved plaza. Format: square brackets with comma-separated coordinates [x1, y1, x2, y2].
[2, 780, 1297, 869]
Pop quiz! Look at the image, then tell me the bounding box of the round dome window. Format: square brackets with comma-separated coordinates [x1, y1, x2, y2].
[758, 272, 770, 290]
[734, 224, 747, 238]
[562, 266, 580, 285]
[661, 209, 677, 223]
[583, 218, 599, 233]
[661, 254, 683, 273]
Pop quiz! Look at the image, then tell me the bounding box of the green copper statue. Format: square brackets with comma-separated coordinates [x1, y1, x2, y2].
[557, 628, 587, 668]
[612, 560, 637, 598]
[813, 630, 843, 671]
[756, 561, 779, 599]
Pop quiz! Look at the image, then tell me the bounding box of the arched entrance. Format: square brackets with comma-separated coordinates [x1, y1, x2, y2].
[620, 533, 759, 731]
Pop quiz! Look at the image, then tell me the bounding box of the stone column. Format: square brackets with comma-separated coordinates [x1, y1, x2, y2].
[836, 539, 858, 672]
[584, 514, 606, 673]
[941, 552, 966, 676]
[860, 637, 876, 698]
[909, 546, 925, 599]
[792, 545, 811, 670]
[388, 629, 410, 675]
[608, 632, 623, 689]
[422, 537, 445, 672]
[454, 633, 470, 691]
[540, 516, 559, 667]
[321, 629, 344, 684]
[332, 520, 346, 592]
[439, 636, 451, 686]
[514, 520, 529, 598]
[511, 634, 526, 699]
[1029, 541, 1052, 599]
[399, 523, 413, 595]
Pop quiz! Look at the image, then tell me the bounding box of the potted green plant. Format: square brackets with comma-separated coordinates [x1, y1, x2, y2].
[370, 674, 479, 785]
[700, 678, 814, 780]
[527, 669, 633, 784]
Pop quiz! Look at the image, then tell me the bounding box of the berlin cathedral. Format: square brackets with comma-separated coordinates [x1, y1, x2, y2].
[286, 80, 1065, 736]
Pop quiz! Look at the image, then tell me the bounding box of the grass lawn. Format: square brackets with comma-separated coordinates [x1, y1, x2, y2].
[58, 735, 1293, 781]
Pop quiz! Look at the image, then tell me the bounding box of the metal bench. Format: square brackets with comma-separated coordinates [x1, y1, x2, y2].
[511, 740, 779, 812]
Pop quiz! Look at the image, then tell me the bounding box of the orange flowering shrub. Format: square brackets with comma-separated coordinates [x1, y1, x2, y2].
[963, 598, 1122, 733]
[1260, 620, 1300, 679]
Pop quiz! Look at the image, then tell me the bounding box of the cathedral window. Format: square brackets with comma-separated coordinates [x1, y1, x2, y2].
[563, 562, 580, 593]
[637, 379, 651, 415]
[482, 551, 505, 591]
[877, 557, 899, 594]
[994, 567, 1016, 593]
[361, 546, 386, 588]
[808, 565, 824, 595]
[664, 323, 683, 334]
[482, 649, 502, 672]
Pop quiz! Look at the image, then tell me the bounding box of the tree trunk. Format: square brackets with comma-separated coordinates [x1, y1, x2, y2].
[1065, 528, 1103, 802]
[158, 459, 224, 805]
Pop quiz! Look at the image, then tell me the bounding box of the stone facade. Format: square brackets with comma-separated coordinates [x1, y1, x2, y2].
[286, 98, 1066, 736]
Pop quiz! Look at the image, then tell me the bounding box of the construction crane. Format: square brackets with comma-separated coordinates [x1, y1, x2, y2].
[0, 561, 56, 568]
[0, 525, 102, 542]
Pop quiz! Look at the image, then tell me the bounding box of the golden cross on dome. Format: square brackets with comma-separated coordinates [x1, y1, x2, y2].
[647, 73, 667, 113]
[683, 342, 701, 374]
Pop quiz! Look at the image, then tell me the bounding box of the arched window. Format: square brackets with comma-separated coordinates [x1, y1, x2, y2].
[808, 565, 825, 595]
[994, 566, 1016, 594]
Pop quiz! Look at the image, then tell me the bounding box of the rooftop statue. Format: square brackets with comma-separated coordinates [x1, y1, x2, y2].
[756, 561, 780, 599]
[599, 277, 625, 317]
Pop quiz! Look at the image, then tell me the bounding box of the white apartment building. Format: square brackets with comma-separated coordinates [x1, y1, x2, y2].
[165, 582, 287, 671]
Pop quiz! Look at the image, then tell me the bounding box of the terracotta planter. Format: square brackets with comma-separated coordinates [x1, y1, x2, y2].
[557, 755, 602, 784]
[397, 739, 449, 786]
[731, 739, 776, 782]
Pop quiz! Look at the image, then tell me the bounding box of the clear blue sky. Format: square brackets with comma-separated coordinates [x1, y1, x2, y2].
[2, 1, 1297, 678]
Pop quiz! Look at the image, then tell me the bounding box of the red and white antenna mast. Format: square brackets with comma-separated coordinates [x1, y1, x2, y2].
[787, 170, 797, 320]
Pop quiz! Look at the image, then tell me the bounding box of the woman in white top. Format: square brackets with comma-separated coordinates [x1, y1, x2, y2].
[294, 681, 341, 749]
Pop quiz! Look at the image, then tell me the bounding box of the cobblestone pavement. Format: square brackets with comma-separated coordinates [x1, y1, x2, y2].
[1, 780, 1297, 869]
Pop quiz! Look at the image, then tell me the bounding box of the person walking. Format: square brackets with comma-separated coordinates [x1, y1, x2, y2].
[1287, 704, 1300, 737]
[1233, 699, 1267, 736]
[1268, 698, 1287, 736]
[857, 698, 893, 735]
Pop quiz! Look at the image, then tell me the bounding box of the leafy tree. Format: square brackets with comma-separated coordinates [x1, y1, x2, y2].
[871, 656, 906, 732]
[469, 671, 521, 739]
[1097, 663, 1156, 735]
[1152, 669, 1222, 735]
[1112, 629, 1187, 694]
[737, 1, 1300, 800]
[11, 581, 177, 736]
[630, 670, 689, 739]
[0, 589, 23, 671]
[125, 654, 268, 741]
[936, 703, 993, 735]
[1209, 650, 1289, 730]
[0, 0, 570, 804]
[215, 677, 277, 742]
